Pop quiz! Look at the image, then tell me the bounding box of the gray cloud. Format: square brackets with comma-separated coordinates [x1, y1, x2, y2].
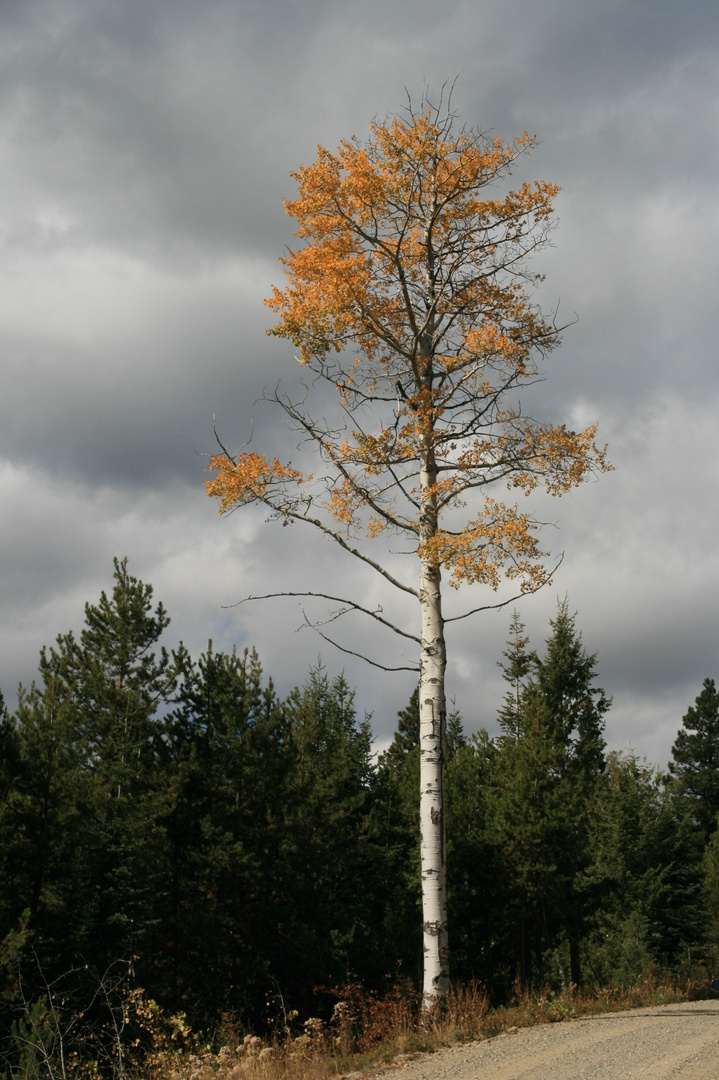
[0, 0, 717, 769]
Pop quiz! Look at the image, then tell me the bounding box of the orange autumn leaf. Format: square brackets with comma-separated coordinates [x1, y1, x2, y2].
[208, 103, 610, 596]
[205, 453, 307, 514]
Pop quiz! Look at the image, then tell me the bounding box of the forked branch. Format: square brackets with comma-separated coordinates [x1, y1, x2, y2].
[224, 590, 420, 642]
[300, 610, 419, 673]
[444, 553, 564, 622]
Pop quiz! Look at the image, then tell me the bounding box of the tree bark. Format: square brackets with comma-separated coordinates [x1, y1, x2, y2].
[418, 446, 449, 1005]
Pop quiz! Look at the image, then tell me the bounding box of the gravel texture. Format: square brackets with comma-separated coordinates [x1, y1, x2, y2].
[375, 1000, 719, 1080]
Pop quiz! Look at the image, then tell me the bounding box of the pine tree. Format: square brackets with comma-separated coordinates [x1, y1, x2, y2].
[531, 602, 608, 789]
[702, 821, 719, 968]
[586, 752, 704, 984]
[159, 643, 290, 1025]
[372, 689, 423, 983]
[490, 602, 609, 987]
[278, 666, 378, 1003]
[497, 611, 532, 740]
[445, 728, 500, 988]
[0, 562, 181, 1054]
[41, 557, 174, 796]
[0, 679, 87, 947]
[36, 558, 178, 967]
[382, 687, 420, 771]
[668, 678, 719, 842]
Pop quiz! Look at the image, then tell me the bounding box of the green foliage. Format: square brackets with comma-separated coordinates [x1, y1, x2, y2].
[702, 820, 719, 968]
[445, 729, 500, 987]
[40, 558, 177, 967]
[669, 678, 719, 841]
[277, 665, 379, 1001]
[497, 610, 532, 740]
[1, 957, 194, 1080]
[372, 689, 423, 985]
[152, 642, 289, 1025]
[0, 679, 88, 953]
[488, 603, 609, 989]
[583, 752, 703, 984]
[0, 565, 715, 1064]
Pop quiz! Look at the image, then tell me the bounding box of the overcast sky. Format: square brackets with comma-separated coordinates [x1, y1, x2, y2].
[1, 0, 717, 767]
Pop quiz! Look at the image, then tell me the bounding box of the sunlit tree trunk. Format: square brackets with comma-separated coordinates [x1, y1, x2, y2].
[418, 441, 449, 1003]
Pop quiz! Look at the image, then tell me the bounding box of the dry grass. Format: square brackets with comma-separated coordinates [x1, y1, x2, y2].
[6, 969, 706, 1078]
[144, 973, 710, 1080]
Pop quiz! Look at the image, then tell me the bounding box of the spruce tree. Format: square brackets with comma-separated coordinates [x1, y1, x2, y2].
[497, 611, 532, 740]
[0, 562, 181, 1055]
[373, 689, 423, 983]
[36, 558, 178, 967]
[586, 751, 704, 983]
[669, 678, 719, 841]
[0, 678, 87, 948]
[444, 728, 500, 988]
[278, 666, 377, 1003]
[160, 643, 290, 1026]
[490, 602, 609, 987]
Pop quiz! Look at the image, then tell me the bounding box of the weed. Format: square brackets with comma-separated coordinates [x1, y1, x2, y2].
[2, 969, 709, 1079]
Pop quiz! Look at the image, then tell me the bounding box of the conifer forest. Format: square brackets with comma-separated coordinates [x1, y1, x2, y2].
[1, 557, 717, 1064]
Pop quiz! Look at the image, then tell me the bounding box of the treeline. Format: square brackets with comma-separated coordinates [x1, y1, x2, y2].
[1, 559, 718, 1038]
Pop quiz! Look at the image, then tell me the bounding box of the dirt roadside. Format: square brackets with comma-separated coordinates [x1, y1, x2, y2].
[373, 999, 719, 1080]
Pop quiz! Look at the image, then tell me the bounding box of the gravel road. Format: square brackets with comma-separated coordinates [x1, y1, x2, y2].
[376, 1000, 719, 1080]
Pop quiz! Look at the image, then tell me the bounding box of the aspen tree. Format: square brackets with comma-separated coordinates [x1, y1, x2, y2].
[207, 93, 609, 1004]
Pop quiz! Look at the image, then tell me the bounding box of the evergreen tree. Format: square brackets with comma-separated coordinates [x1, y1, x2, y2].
[382, 687, 420, 771]
[531, 602, 608, 789]
[445, 729, 501, 989]
[33, 558, 178, 967]
[158, 643, 290, 1026]
[497, 611, 532, 740]
[668, 678, 719, 842]
[372, 689, 423, 983]
[277, 666, 378, 1004]
[0, 678, 87, 950]
[490, 602, 609, 988]
[0, 687, 17, 882]
[41, 557, 174, 793]
[166, 655, 389, 1024]
[702, 817, 719, 969]
[586, 752, 704, 984]
[0, 562, 182, 1059]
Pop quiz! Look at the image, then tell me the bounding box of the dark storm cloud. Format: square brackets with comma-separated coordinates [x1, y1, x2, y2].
[0, 253, 279, 487]
[0, 0, 717, 766]
[0, 0, 340, 261]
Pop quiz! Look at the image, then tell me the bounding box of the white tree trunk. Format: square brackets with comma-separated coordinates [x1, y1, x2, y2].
[419, 451, 449, 1006]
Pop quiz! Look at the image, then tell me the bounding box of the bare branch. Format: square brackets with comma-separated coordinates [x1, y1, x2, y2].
[444, 553, 564, 623]
[285, 507, 419, 596]
[224, 590, 420, 643]
[300, 611, 419, 672]
[212, 414, 252, 459]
